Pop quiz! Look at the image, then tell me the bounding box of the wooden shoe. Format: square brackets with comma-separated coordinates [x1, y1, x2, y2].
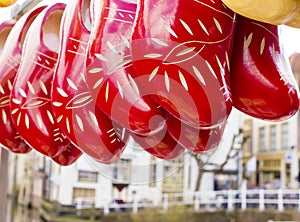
[0, 6, 47, 153]
[10, 3, 81, 159]
[230, 15, 300, 120]
[85, 0, 167, 136]
[51, 0, 127, 164]
[131, 0, 236, 129]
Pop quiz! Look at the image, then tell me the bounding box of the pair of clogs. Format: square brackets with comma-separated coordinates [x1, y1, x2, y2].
[0, 4, 81, 165]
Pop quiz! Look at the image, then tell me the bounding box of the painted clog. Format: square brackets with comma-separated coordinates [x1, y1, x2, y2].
[0, 6, 47, 153]
[221, 0, 300, 25]
[230, 15, 300, 121]
[85, 0, 167, 136]
[131, 0, 236, 129]
[10, 3, 81, 162]
[51, 0, 127, 164]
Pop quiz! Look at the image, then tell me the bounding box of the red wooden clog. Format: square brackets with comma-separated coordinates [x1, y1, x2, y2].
[10, 3, 81, 162]
[167, 116, 226, 153]
[230, 15, 300, 120]
[85, 0, 167, 136]
[131, 0, 236, 129]
[0, 6, 47, 153]
[0, 19, 30, 154]
[51, 0, 127, 164]
[131, 124, 185, 160]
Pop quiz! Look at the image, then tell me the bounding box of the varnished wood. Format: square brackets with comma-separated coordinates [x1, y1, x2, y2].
[222, 0, 300, 25]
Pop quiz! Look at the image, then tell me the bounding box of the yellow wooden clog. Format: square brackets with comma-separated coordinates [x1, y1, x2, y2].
[221, 0, 300, 25]
[0, 0, 16, 7]
[285, 11, 300, 28]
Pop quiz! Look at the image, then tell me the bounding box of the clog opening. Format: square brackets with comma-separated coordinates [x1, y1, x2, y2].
[20, 14, 40, 49]
[82, 0, 91, 31]
[0, 26, 12, 54]
[43, 9, 64, 52]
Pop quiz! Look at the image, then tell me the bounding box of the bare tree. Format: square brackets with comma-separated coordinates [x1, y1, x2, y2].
[191, 128, 247, 191]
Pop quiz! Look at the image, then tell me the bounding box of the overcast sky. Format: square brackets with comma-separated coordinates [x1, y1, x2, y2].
[280, 25, 300, 57]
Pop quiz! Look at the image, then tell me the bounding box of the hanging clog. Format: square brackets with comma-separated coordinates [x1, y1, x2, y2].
[85, 0, 167, 136]
[0, 6, 47, 153]
[221, 0, 300, 25]
[51, 0, 128, 164]
[0, 0, 16, 7]
[167, 116, 226, 153]
[131, 0, 236, 129]
[230, 15, 300, 121]
[10, 3, 82, 164]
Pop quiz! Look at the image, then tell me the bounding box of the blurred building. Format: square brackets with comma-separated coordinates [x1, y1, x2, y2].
[7, 139, 183, 208]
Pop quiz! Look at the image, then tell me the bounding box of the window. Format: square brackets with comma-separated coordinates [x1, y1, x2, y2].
[259, 127, 266, 151]
[281, 123, 288, 149]
[263, 160, 280, 168]
[162, 158, 184, 193]
[73, 188, 95, 203]
[78, 170, 98, 182]
[270, 125, 277, 150]
[243, 137, 252, 154]
[113, 159, 131, 183]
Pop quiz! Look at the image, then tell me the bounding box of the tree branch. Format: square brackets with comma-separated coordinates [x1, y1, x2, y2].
[192, 127, 245, 172]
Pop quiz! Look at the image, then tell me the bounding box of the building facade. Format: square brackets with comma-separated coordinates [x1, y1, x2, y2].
[242, 113, 300, 189]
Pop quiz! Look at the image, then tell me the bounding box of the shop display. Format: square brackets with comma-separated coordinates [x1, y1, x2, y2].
[0, 0, 299, 165]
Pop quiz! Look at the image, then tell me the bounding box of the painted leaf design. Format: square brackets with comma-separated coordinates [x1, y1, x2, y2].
[106, 55, 132, 75]
[95, 53, 108, 62]
[89, 67, 103, 74]
[21, 97, 50, 109]
[0, 96, 10, 107]
[162, 41, 205, 65]
[66, 92, 93, 109]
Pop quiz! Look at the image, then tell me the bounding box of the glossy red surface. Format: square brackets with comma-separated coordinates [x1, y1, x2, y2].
[131, 124, 185, 160]
[0, 7, 47, 153]
[0, 20, 24, 151]
[167, 116, 226, 153]
[10, 3, 82, 161]
[131, 0, 236, 129]
[230, 15, 300, 120]
[86, 0, 167, 136]
[52, 143, 82, 166]
[51, 0, 127, 164]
